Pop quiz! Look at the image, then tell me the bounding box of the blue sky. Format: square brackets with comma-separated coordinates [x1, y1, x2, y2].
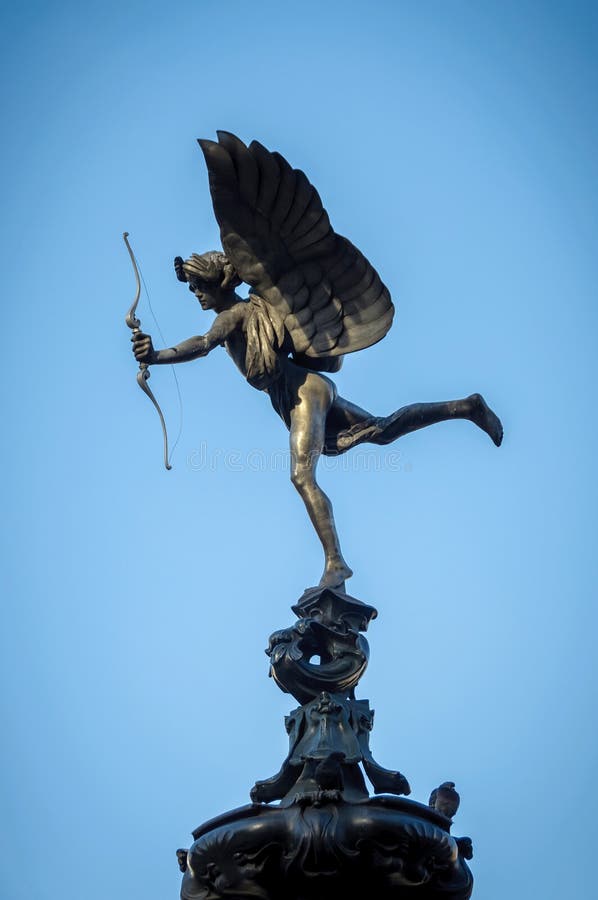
[1, 1, 597, 897]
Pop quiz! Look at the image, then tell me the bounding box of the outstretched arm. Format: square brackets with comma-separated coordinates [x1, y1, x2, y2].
[132, 307, 245, 365]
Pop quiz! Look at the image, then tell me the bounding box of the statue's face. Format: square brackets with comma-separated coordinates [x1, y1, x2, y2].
[188, 277, 227, 312]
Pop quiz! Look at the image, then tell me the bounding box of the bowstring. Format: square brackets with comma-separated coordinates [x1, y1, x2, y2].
[132, 246, 184, 466]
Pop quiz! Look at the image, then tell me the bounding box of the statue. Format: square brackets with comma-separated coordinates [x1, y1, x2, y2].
[130, 132, 502, 589]
[124, 133, 495, 898]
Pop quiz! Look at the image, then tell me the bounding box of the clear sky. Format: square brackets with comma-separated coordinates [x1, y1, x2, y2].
[1, 1, 597, 897]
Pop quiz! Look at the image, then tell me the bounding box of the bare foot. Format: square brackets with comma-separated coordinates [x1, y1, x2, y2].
[467, 393, 503, 447]
[319, 559, 354, 588]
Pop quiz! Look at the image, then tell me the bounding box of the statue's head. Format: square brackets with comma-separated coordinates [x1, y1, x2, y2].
[174, 251, 241, 312]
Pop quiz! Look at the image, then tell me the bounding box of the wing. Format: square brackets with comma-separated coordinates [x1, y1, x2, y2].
[198, 132, 394, 359]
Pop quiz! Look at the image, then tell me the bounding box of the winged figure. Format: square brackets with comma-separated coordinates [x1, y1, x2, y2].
[132, 132, 502, 588]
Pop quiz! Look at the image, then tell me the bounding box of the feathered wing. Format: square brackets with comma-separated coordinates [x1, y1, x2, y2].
[198, 132, 394, 361]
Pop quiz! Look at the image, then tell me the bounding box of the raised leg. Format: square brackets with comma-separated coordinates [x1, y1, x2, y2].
[373, 393, 503, 447]
[289, 373, 353, 588]
[328, 392, 503, 453]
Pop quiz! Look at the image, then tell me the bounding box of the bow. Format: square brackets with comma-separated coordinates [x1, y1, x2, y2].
[124, 231, 172, 470]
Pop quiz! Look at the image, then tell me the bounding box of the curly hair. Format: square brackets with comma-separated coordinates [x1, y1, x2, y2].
[174, 251, 241, 290]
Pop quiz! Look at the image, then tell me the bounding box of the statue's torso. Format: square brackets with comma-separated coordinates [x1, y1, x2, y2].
[224, 328, 250, 379]
[223, 297, 284, 391]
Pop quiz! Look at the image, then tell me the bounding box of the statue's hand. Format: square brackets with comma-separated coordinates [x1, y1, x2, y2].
[132, 331, 156, 364]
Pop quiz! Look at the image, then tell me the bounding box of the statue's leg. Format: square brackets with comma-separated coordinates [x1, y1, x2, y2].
[328, 393, 502, 452]
[328, 396, 375, 429]
[289, 374, 353, 588]
[373, 393, 503, 447]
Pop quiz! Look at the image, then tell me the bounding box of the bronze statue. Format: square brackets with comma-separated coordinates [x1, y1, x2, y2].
[131, 132, 502, 589]
[429, 781, 461, 819]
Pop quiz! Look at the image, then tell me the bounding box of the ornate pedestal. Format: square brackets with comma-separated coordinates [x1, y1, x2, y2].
[178, 587, 473, 899]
